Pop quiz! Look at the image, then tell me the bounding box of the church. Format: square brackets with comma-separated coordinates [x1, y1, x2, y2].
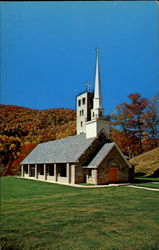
[20, 49, 133, 185]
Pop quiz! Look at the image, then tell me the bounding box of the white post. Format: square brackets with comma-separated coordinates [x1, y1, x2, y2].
[54, 164, 57, 181]
[67, 163, 70, 183]
[28, 164, 30, 177]
[71, 165, 76, 184]
[94, 169, 98, 185]
[35, 164, 38, 179]
[44, 164, 47, 180]
[21, 165, 24, 177]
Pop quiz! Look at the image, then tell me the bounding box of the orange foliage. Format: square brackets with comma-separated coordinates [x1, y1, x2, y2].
[111, 93, 159, 157]
[0, 105, 76, 175]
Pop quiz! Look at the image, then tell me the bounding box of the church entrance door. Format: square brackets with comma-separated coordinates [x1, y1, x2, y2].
[109, 168, 118, 183]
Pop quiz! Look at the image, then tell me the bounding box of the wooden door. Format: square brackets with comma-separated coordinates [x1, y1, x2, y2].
[109, 168, 118, 183]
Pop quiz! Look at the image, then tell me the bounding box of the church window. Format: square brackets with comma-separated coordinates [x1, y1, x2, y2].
[82, 110, 84, 115]
[82, 98, 85, 105]
[81, 121, 83, 127]
[24, 165, 28, 174]
[93, 112, 94, 117]
[78, 99, 81, 107]
[30, 164, 35, 177]
[38, 164, 44, 175]
[60, 164, 67, 177]
[79, 110, 82, 116]
[47, 164, 54, 176]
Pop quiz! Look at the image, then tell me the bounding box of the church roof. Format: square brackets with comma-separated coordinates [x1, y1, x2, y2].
[21, 134, 96, 165]
[87, 142, 115, 167]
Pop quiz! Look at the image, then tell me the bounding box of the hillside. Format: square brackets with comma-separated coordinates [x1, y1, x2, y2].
[0, 104, 76, 175]
[0, 105, 76, 140]
[129, 147, 159, 177]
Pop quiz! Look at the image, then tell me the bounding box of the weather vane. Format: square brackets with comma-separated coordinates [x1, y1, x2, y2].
[85, 81, 92, 92]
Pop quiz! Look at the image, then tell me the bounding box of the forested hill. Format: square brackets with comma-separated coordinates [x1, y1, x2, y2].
[0, 104, 76, 175]
[0, 105, 76, 141]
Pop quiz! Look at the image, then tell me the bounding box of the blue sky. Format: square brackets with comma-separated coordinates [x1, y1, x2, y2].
[1, 1, 158, 115]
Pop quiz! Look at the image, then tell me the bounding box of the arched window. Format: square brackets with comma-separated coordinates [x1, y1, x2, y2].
[81, 121, 83, 127]
[108, 160, 120, 168]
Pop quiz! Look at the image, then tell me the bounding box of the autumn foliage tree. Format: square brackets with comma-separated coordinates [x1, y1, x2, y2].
[143, 95, 159, 149]
[125, 93, 148, 154]
[11, 143, 37, 175]
[0, 135, 21, 176]
[111, 93, 159, 157]
[0, 105, 76, 176]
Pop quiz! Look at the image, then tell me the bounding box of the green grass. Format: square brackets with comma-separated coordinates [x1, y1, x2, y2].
[134, 177, 159, 182]
[133, 177, 159, 189]
[1, 177, 159, 250]
[134, 183, 159, 189]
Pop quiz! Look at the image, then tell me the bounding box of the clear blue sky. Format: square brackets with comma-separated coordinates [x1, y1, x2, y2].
[1, 1, 158, 114]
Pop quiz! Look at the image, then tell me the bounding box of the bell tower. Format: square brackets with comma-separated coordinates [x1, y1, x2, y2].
[76, 84, 94, 135]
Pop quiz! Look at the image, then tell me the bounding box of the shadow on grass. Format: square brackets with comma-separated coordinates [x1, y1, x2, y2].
[133, 172, 159, 184]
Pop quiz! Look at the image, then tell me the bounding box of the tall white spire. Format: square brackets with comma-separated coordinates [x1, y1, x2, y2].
[86, 49, 110, 139]
[92, 48, 104, 119]
[94, 48, 102, 105]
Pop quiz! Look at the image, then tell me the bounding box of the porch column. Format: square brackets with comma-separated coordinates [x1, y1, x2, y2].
[44, 164, 47, 180]
[71, 165, 76, 184]
[21, 165, 24, 177]
[94, 169, 98, 185]
[28, 164, 30, 177]
[54, 164, 57, 182]
[35, 164, 38, 179]
[67, 163, 70, 183]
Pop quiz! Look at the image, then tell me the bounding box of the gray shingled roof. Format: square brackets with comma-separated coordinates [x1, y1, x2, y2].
[21, 134, 96, 164]
[87, 142, 115, 167]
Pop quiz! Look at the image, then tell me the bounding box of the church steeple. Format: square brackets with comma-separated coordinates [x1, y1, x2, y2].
[76, 49, 110, 138]
[91, 48, 104, 119]
[94, 48, 102, 107]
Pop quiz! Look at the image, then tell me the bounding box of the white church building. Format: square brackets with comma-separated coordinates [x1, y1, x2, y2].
[20, 49, 133, 185]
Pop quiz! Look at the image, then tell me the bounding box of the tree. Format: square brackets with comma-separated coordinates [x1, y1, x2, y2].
[112, 93, 148, 156]
[11, 143, 37, 175]
[125, 93, 148, 154]
[0, 135, 21, 176]
[143, 95, 159, 149]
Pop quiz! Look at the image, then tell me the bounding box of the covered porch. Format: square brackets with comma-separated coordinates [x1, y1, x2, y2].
[21, 163, 74, 184]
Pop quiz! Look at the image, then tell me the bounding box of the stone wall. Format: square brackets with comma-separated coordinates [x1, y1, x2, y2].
[74, 135, 106, 184]
[86, 169, 97, 185]
[97, 147, 129, 184]
[82, 146, 130, 185]
[74, 164, 85, 184]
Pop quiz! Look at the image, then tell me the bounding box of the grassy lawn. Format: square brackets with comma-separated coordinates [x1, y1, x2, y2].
[1, 177, 159, 250]
[134, 177, 159, 182]
[133, 183, 159, 189]
[133, 177, 159, 189]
